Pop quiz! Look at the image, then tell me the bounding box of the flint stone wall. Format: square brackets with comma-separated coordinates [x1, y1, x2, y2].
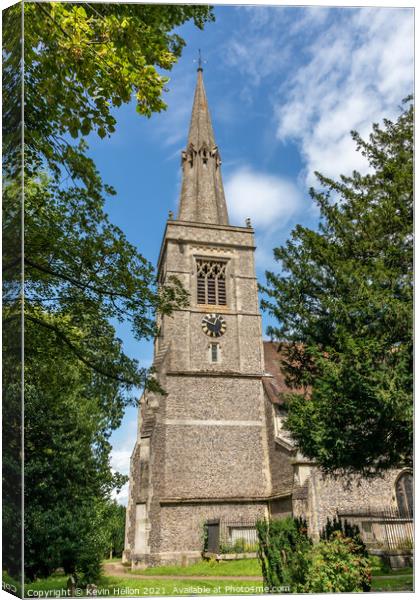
[159, 502, 268, 554]
[302, 467, 401, 538]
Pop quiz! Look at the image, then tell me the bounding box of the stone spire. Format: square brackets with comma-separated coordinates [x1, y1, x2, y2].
[177, 65, 229, 225]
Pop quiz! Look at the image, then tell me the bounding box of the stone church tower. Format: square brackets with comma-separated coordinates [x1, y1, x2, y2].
[123, 65, 273, 566]
[123, 66, 412, 568]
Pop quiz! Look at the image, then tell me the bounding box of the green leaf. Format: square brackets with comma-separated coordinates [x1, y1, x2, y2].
[80, 119, 91, 136]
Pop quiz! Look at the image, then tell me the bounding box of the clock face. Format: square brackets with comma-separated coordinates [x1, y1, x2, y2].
[201, 313, 226, 337]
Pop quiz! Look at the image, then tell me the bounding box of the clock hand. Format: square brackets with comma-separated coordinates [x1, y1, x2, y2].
[203, 319, 216, 326]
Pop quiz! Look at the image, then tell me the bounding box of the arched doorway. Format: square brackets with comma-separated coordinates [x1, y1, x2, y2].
[395, 471, 413, 517]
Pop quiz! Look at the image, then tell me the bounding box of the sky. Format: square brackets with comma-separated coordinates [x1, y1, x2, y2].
[84, 2, 414, 505]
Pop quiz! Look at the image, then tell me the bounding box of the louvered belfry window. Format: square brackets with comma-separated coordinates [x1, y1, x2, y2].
[196, 259, 227, 305]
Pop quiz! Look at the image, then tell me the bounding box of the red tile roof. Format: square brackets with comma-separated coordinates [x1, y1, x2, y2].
[262, 341, 290, 406]
[262, 341, 307, 406]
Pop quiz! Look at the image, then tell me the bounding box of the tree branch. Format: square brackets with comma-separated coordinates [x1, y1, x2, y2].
[24, 256, 149, 302]
[26, 313, 138, 385]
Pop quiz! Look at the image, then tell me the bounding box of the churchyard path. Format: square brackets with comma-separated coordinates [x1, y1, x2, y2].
[104, 562, 262, 581]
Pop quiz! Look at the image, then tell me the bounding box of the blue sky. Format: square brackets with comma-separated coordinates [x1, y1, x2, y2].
[84, 3, 414, 504]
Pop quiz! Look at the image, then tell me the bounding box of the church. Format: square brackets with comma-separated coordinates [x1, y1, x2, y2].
[123, 66, 413, 568]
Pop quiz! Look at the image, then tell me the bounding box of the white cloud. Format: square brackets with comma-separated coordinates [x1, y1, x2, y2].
[110, 416, 138, 505]
[287, 6, 331, 36]
[275, 8, 414, 186]
[225, 167, 307, 274]
[111, 448, 132, 474]
[255, 243, 278, 272]
[225, 167, 302, 231]
[112, 482, 129, 506]
[224, 7, 413, 189]
[226, 38, 289, 87]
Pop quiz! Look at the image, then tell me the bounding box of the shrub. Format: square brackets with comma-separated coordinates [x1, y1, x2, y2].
[236, 538, 258, 553]
[369, 554, 391, 575]
[256, 517, 312, 592]
[320, 516, 367, 553]
[304, 531, 371, 593]
[234, 538, 246, 553]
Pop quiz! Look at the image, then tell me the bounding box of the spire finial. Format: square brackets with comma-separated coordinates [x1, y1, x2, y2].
[197, 49, 205, 72]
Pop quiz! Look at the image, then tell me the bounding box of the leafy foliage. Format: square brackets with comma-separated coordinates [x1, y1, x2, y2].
[320, 516, 369, 590]
[104, 501, 126, 559]
[3, 1, 208, 390]
[304, 532, 371, 593]
[2, 4, 23, 581]
[11, 2, 214, 183]
[2, 326, 22, 579]
[257, 518, 371, 593]
[24, 320, 126, 582]
[2, 1, 213, 582]
[262, 98, 413, 475]
[256, 517, 311, 592]
[18, 173, 188, 392]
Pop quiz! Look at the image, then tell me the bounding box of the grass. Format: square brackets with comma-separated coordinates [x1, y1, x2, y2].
[369, 554, 390, 575]
[2, 571, 23, 597]
[23, 574, 267, 597]
[23, 571, 414, 597]
[369, 556, 413, 592]
[18, 555, 414, 597]
[130, 556, 415, 579]
[372, 574, 413, 592]
[369, 554, 413, 576]
[372, 565, 413, 576]
[103, 557, 125, 563]
[133, 558, 261, 577]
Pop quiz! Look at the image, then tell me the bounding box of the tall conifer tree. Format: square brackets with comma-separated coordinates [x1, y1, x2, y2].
[263, 98, 413, 475]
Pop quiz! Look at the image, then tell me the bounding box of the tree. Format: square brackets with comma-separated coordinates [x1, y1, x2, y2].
[18, 172, 188, 392]
[2, 1, 214, 581]
[24, 318, 127, 582]
[104, 501, 126, 559]
[5, 2, 214, 183]
[256, 517, 312, 593]
[262, 98, 413, 476]
[2, 5, 24, 582]
[3, 2, 212, 386]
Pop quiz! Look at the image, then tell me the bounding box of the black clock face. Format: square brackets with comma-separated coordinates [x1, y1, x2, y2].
[201, 313, 226, 337]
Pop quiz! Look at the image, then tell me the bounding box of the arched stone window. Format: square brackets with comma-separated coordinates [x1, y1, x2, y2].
[196, 259, 227, 305]
[395, 471, 413, 516]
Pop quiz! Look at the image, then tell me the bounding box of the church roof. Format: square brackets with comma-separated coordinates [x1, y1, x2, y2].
[177, 67, 229, 225]
[262, 341, 306, 406]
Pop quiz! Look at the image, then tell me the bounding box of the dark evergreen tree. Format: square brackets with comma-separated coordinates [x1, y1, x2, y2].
[320, 517, 364, 549]
[262, 98, 413, 476]
[256, 517, 312, 593]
